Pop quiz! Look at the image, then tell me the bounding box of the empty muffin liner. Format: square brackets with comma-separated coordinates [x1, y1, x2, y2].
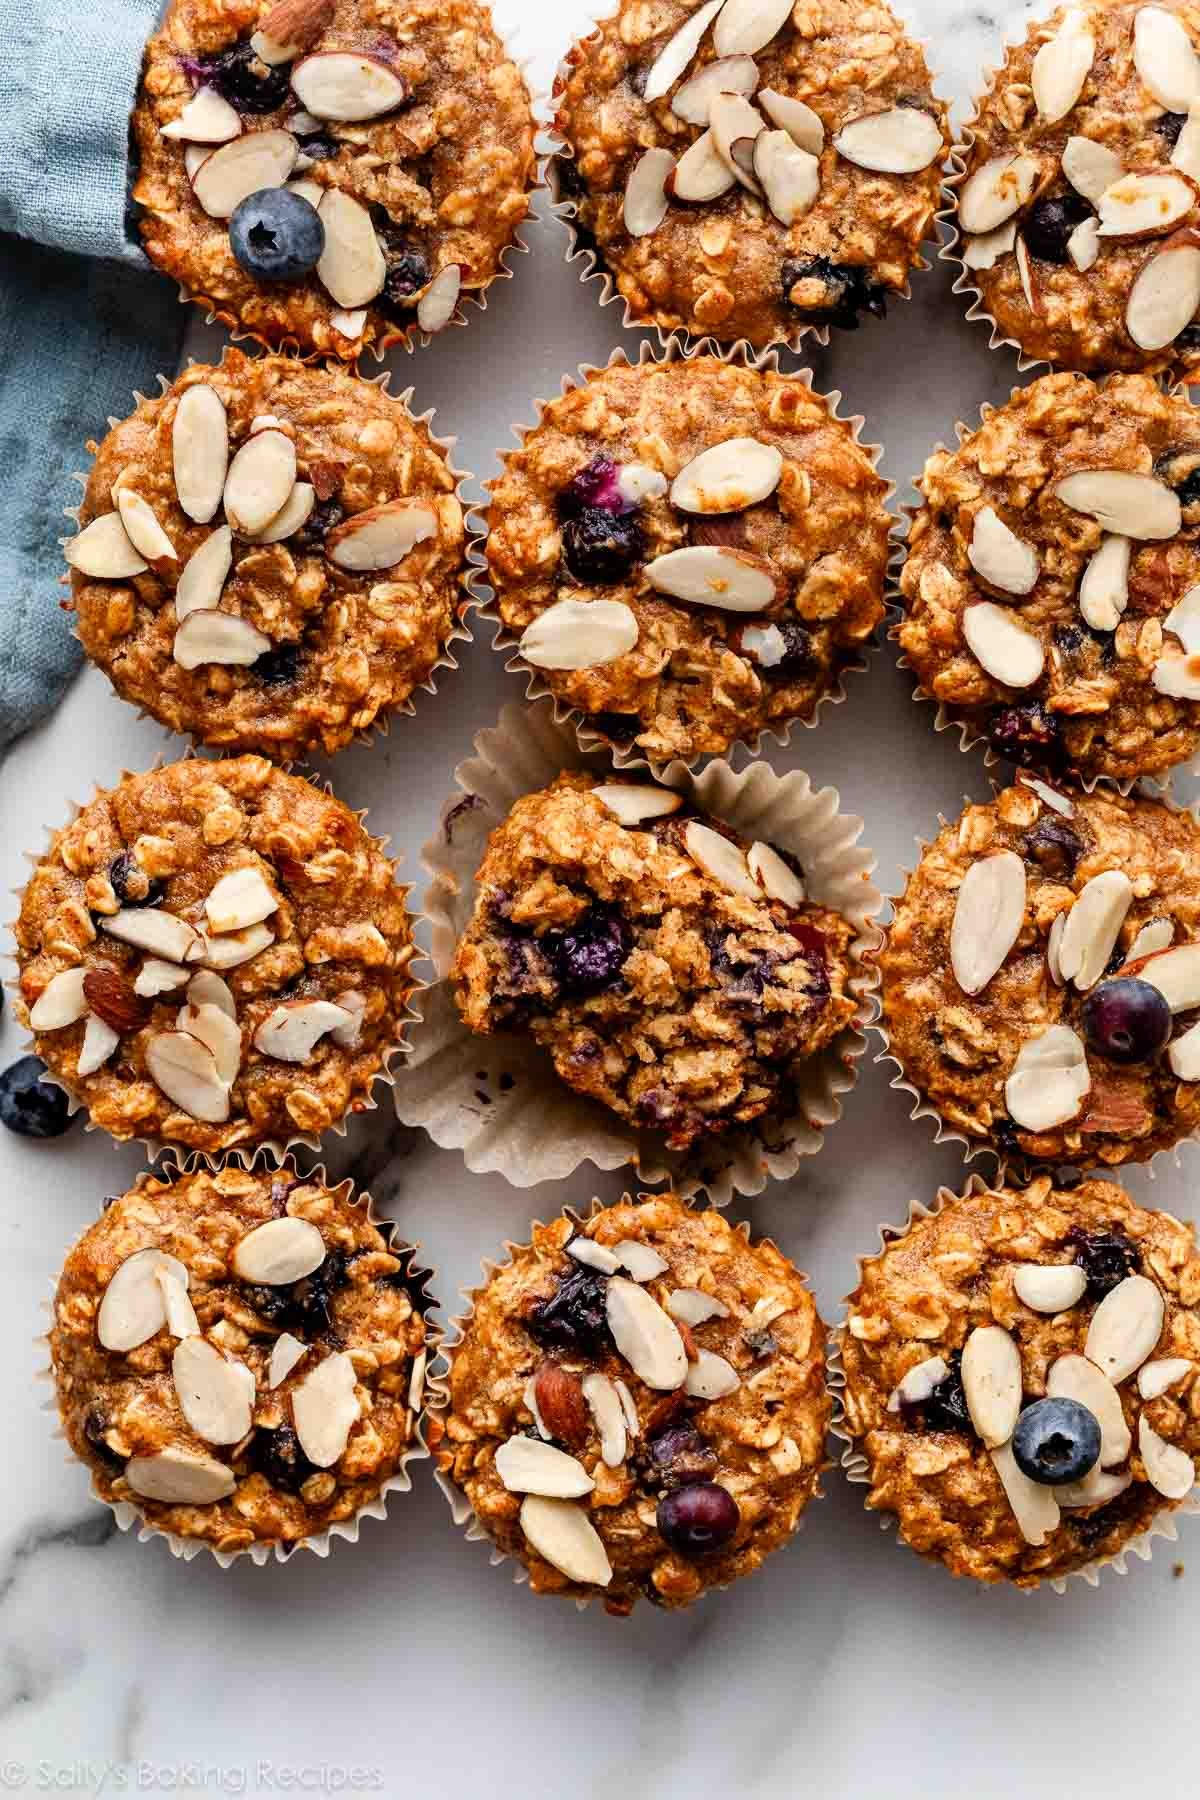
[827, 1172, 1200, 1594]
[482, 330, 899, 774]
[391, 696, 882, 1200]
[5, 753, 423, 1167]
[36, 1150, 442, 1568]
[429, 1191, 826, 1611]
[62, 346, 486, 768]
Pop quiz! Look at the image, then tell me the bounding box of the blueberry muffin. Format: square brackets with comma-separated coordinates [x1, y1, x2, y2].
[49, 1164, 435, 1557]
[450, 771, 858, 1153]
[488, 354, 891, 764]
[898, 372, 1200, 784]
[132, 0, 537, 358]
[13, 757, 414, 1152]
[437, 1193, 828, 1614]
[67, 351, 469, 761]
[954, 0, 1200, 377]
[553, 0, 948, 347]
[880, 779, 1200, 1168]
[837, 1176, 1200, 1586]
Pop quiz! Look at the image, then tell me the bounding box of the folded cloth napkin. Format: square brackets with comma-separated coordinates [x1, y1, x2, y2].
[0, 0, 185, 755]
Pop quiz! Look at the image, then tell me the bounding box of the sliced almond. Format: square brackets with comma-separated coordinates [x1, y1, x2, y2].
[174, 526, 233, 620]
[1128, 916, 1175, 961]
[416, 263, 461, 334]
[1048, 910, 1067, 985]
[145, 1031, 231, 1123]
[642, 0, 726, 104]
[253, 998, 353, 1061]
[1012, 1264, 1087, 1314]
[684, 1349, 741, 1400]
[614, 1240, 669, 1282]
[833, 106, 942, 174]
[97, 1247, 191, 1352]
[1085, 1273, 1165, 1384]
[616, 464, 669, 506]
[269, 1333, 309, 1387]
[176, 1001, 241, 1085]
[326, 500, 437, 571]
[581, 1372, 627, 1468]
[161, 86, 242, 143]
[1163, 584, 1200, 651]
[1054, 469, 1181, 538]
[1057, 869, 1135, 990]
[232, 1216, 326, 1284]
[957, 153, 1040, 235]
[962, 601, 1045, 688]
[614, 1380, 639, 1437]
[645, 545, 775, 612]
[592, 783, 683, 826]
[192, 128, 297, 218]
[671, 437, 783, 514]
[668, 130, 736, 203]
[961, 1324, 1022, 1448]
[886, 1355, 949, 1412]
[1031, 17, 1094, 123]
[290, 50, 409, 121]
[949, 849, 1027, 997]
[1168, 1018, 1200, 1078]
[223, 427, 297, 535]
[967, 505, 1040, 595]
[1138, 1356, 1194, 1399]
[205, 866, 278, 934]
[115, 489, 175, 564]
[185, 144, 212, 184]
[172, 1336, 255, 1445]
[1078, 533, 1131, 632]
[1016, 235, 1038, 311]
[65, 512, 147, 580]
[1047, 1352, 1131, 1467]
[1134, 5, 1200, 113]
[329, 307, 367, 338]
[962, 220, 1017, 270]
[172, 384, 229, 525]
[1005, 1024, 1090, 1131]
[710, 91, 765, 193]
[251, 0, 334, 64]
[157, 1267, 199, 1340]
[666, 1287, 730, 1326]
[1095, 169, 1196, 239]
[1067, 215, 1101, 271]
[245, 482, 315, 546]
[566, 1236, 621, 1275]
[753, 129, 819, 224]
[991, 1441, 1061, 1545]
[1172, 99, 1200, 181]
[76, 1013, 119, 1077]
[684, 821, 759, 898]
[605, 1276, 687, 1390]
[125, 1447, 235, 1504]
[671, 54, 758, 124]
[1152, 648, 1200, 699]
[519, 598, 638, 671]
[494, 1435, 594, 1499]
[174, 610, 272, 670]
[747, 840, 805, 907]
[1054, 1465, 1133, 1508]
[1062, 135, 1124, 205]
[518, 1495, 612, 1586]
[758, 88, 824, 155]
[316, 187, 386, 305]
[195, 921, 275, 970]
[292, 1350, 360, 1467]
[102, 908, 202, 963]
[29, 968, 89, 1030]
[1126, 240, 1200, 350]
[623, 147, 675, 236]
[713, 0, 794, 57]
[1139, 941, 1200, 1011]
[329, 990, 366, 1048]
[1139, 1414, 1196, 1498]
[1021, 775, 1075, 816]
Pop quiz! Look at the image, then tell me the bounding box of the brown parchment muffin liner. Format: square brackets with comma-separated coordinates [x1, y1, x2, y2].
[37, 1151, 442, 1568]
[61, 347, 487, 767]
[429, 1192, 826, 1611]
[5, 754, 423, 1167]
[827, 1173, 1200, 1593]
[483, 332, 900, 774]
[392, 698, 881, 1201]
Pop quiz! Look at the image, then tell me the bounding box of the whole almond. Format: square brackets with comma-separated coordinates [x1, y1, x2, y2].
[83, 966, 150, 1034]
[533, 1360, 588, 1447]
[251, 0, 334, 64]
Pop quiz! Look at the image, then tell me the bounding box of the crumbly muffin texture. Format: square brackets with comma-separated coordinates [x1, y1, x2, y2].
[50, 1166, 433, 1555]
[956, 0, 1200, 378]
[488, 356, 890, 763]
[69, 352, 468, 761]
[898, 373, 1200, 783]
[451, 772, 857, 1152]
[14, 758, 414, 1152]
[838, 1178, 1200, 1586]
[554, 0, 947, 347]
[438, 1195, 829, 1614]
[880, 781, 1200, 1166]
[133, 0, 536, 358]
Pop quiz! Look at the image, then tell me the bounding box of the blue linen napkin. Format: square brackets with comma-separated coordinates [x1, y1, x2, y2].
[0, 0, 185, 755]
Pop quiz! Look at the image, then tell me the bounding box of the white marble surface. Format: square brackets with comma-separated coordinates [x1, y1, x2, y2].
[3, 2, 1197, 1795]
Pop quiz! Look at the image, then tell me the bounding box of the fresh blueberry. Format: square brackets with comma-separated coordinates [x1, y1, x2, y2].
[108, 850, 165, 908]
[583, 710, 642, 745]
[230, 188, 324, 282]
[248, 1424, 320, 1496]
[0, 1056, 74, 1139]
[919, 1351, 975, 1435]
[1023, 817, 1084, 878]
[191, 40, 291, 114]
[561, 505, 643, 584]
[1067, 1223, 1139, 1299]
[1156, 446, 1200, 509]
[1022, 194, 1093, 264]
[769, 621, 817, 677]
[295, 133, 339, 161]
[525, 1266, 614, 1357]
[1012, 1396, 1101, 1486]
[294, 495, 344, 552]
[543, 904, 631, 995]
[252, 642, 303, 687]
[379, 250, 433, 322]
[240, 1249, 349, 1336]
[560, 454, 626, 516]
[1082, 976, 1172, 1064]
[656, 1481, 740, 1554]
[987, 700, 1062, 768]
[781, 256, 888, 330]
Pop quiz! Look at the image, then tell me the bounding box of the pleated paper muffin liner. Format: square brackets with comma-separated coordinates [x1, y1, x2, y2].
[429, 1191, 827, 1611]
[827, 1173, 1200, 1594]
[5, 754, 424, 1168]
[37, 1151, 442, 1568]
[61, 346, 486, 768]
[482, 331, 899, 775]
[392, 697, 882, 1200]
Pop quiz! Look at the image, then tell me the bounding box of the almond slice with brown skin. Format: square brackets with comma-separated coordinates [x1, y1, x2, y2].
[232, 1216, 326, 1284]
[126, 1448, 235, 1504]
[758, 88, 824, 154]
[172, 384, 228, 525]
[185, 144, 212, 184]
[1168, 1018, 1200, 1078]
[684, 1349, 740, 1400]
[684, 821, 759, 898]
[672, 54, 758, 124]
[65, 512, 148, 579]
[581, 1373, 627, 1467]
[961, 1324, 1022, 1447]
[1031, 11, 1094, 124]
[671, 437, 783, 513]
[1085, 1274, 1165, 1384]
[245, 482, 314, 546]
[668, 130, 736, 203]
[1078, 533, 1131, 631]
[1138, 1357, 1194, 1399]
[667, 1288, 730, 1326]
[316, 188, 386, 305]
[146, 1031, 232, 1122]
[494, 1436, 594, 1498]
[29, 968, 89, 1030]
[605, 1277, 688, 1389]
[958, 152, 1040, 234]
[624, 147, 675, 236]
[1096, 169, 1196, 238]
[1173, 99, 1200, 180]
[114, 489, 175, 563]
[641, 0, 725, 104]
[223, 427, 297, 534]
[645, 545, 775, 611]
[1127, 235, 1200, 350]
[1061, 134, 1123, 204]
[192, 128, 297, 218]
[326, 500, 437, 571]
[1127, 916, 1175, 960]
[157, 1267, 199, 1339]
[967, 506, 1039, 595]
[186, 970, 236, 1019]
[747, 840, 805, 906]
[416, 263, 461, 333]
[714, 0, 794, 57]
[253, 999, 353, 1061]
[613, 1240, 668, 1282]
[290, 50, 410, 121]
[194, 921, 275, 970]
[1134, 5, 1200, 113]
[962, 220, 1017, 269]
[329, 989, 366, 1048]
[1005, 1024, 1090, 1131]
[175, 525, 233, 619]
[753, 129, 819, 224]
[991, 1441, 1061, 1545]
[98, 1248, 191, 1352]
[161, 86, 242, 143]
[1057, 869, 1134, 990]
[269, 1333, 308, 1388]
[710, 91, 765, 193]
[1054, 468, 1181, 537]
[205, 866, 278, 933]
[1137, 941, 1200, 1010]
[886, 1356, 949, 1411]
[76, 1014, 119, 1077]
[292, 1350, 360, 1466]
[519, 1495, 612, 1586]
[949, 849, 1026, 996]
[103, 907, 203, 963]
[1054, 1466, 1133, 1508]
[567, 1237, 622, 1275]
[173, 610, 273, 670]
[251, 0, 334, 65]
[962, 602, 1045, 688]
[1138, 1415, 1196, 1498]
[592, 784, 683, 826]
[519, 598, 639, 670]
[177, 1001, 242, 1085]
[1067, 215, 1100, 270]
[173, 1337, 255, 1445]
[1152, 648, 1200, 699]
[833, 106, 943, 174]
[1047, 1352, 1130, 1466]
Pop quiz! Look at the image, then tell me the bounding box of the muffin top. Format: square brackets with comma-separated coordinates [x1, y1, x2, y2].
[437, 1193, 829, 1614]
[880, 779, 1200, 1167]
[487, 354, 891, 764]
[451, 771, 857, 1153]
[553, 0, 947, 347]
[837, 1176, 1200, 1586]
[50, 1164, 434, 1556]
[13, 757, 414, 1152]
[898, 372, 1200, 784]
[955, 0, 1200, 378]
[68, 350, 469, 763]
[132, 0, 537, 358]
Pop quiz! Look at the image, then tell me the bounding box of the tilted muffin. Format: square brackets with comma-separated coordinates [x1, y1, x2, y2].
[13, 757, 414, 1152]
[553, 0, 947, 347]
[437, 1193, 828, 1614]
[880, 780, 1200, 1167]
[49, 1164, 435, 1557]
[488, 354, 891, 764]
[953, 0, 1200, 377]
[132, 0, 536, 359]
[67, 351, 470, 762]
[837, 1176, 1200, 1586]
[898, 372, 1200, 784]
[450, 772, 857, 1152]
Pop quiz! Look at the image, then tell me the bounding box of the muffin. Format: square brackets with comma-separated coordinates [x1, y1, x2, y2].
[553, 0, 948, 347]
[837, 1175, 1200, 1586]
[880, 779, 1200, 1168]
[132, 0, 537, 359]
[49, 1163, 435, 1558]
[487, 353, 892, 764]
[66, 350, 470, 762]
[12, 757, 414, 1153]
[953, 0, 1200, 378]
[450, 771, 857, 1153]
[436, 1193, 828, 1614]
[898, 371, 1200, 785]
